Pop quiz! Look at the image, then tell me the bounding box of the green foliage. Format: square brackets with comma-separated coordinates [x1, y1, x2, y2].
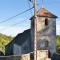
[57, 35, 60, 48]
[56, 35, 60, 54]
[0, 33, 13, 55]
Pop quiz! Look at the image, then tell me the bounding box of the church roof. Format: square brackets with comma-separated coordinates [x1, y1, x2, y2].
[37, 7, 57, 18]
[13, 29, 31, 46]
[6, 29, 31, 46]
[30, 7, 57, 20]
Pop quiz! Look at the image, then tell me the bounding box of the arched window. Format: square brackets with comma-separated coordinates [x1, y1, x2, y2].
[45, 18, 48, 26]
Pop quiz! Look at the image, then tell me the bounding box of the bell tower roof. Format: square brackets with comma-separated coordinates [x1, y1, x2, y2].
[37, 7, 57, 18]
[30, 7, 58, 20]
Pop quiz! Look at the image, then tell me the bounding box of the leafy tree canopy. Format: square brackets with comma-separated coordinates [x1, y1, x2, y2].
[0, 33, 14, 55]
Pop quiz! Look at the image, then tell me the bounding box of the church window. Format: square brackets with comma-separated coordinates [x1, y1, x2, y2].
[45, 18, 48, 26]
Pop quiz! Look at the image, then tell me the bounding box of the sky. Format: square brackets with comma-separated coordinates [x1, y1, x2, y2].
[0, 0, 60, 37]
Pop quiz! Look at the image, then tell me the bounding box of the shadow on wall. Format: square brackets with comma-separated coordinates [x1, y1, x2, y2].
[57, 49, 60, 54]
[0, 51, 4, 56]
[51, 53, 60, 60]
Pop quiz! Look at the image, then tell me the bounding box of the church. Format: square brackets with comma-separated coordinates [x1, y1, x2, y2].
[5, 7, 57, 57]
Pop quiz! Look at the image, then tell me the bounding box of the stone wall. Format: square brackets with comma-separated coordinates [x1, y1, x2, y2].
[37, 50, 50, 60]
[21, 37, 31, 54]
[0, 56, 11, 60]
[13, 44, 21, 55]
[21, 54, 30, 60]
[37, 17, 56, 55]
[31, 17, 56, 56]
[0, 50, 51, 60]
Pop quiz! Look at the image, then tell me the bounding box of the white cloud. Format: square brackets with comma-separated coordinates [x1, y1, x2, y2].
[56, 19, 60, 35]
[0, 26, 30, 37]
[0, 18, 30, 37]
[56, 24, 60, 35]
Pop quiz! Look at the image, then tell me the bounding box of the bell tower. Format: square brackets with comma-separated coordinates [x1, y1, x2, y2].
[30, 7, 57, 56]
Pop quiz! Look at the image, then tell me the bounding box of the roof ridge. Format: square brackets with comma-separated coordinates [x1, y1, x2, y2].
[30, 7, 58, 20]
[37, 7, 57, 18]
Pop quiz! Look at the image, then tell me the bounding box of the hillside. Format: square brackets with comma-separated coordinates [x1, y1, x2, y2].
[57, 35, 60, 53]
[0, 33, 13, 55]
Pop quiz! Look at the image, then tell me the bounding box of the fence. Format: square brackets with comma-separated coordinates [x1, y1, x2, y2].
[0, 50, 50, 60]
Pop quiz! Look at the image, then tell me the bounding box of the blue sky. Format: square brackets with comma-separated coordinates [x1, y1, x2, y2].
[0, 0, 60, 36]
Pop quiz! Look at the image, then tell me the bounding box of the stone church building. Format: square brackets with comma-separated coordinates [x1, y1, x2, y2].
[5, 7, 57, 57]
